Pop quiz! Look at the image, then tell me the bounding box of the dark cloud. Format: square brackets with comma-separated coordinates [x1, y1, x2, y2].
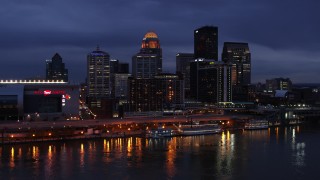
[0, 0, 319, 83]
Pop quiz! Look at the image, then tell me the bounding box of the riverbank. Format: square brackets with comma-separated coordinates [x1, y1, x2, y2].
[0, 113, 314, 145]
[1, 131, 145, 145]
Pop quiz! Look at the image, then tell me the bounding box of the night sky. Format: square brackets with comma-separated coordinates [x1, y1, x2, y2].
[0, 0, 319, 84]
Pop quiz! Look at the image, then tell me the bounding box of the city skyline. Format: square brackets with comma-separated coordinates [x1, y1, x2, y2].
[0, 0, 319, 83]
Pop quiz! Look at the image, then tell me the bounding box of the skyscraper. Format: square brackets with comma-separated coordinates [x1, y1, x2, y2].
[87, 46, 111, 98]
[176, 53, 194, 99]
[110, 59, 130, 98]
[128, 73, 184, 112]
[194, 26, 218, 61]
[190, 60, 232, 103]
[132, 31, 162, 78]
[46, 53, 68, 82]
[222, 42, 251, 102]
[222, 42, 251, 86]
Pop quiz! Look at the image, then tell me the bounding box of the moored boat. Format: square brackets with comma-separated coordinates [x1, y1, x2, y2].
[244, 120, 269, 130]
[146, 128, 175, 138]
[178, 124, 222, 136]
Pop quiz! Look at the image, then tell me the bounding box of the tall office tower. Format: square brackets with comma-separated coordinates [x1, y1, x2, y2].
[110, 59, 130, 98]
[46, 53, 68, 82]
[87, 46, 111, 98]
[222, 42, 251, 85]
[110, 59, 119, 74]
[128, 73, 184, 112]
[194, 26, 218, 61]
[176, 53, 194, 99]
[132, 31, 162, 78]
[222, 42, 251, 101]
[190, 60, 232, 103]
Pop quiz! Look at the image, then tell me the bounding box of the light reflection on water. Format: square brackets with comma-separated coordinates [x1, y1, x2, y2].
[291, 128, 306, 167]
[10, 147, 14, 168]
[0, 126, 319, 179]
[217, 131, 235, 176]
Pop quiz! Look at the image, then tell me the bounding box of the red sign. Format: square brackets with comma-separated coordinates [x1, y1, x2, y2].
[34, 90, 66, 95]
[65, 94, 71, 100]
[44, 90, 52, 95]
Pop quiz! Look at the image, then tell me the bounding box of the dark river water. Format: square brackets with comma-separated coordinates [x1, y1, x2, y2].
[1, 125, 320, 180]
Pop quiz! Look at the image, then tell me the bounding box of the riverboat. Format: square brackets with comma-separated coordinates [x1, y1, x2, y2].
[146, 128, 175, 138]
[244, 120, 269, 130]
[178, 124, 222, 136]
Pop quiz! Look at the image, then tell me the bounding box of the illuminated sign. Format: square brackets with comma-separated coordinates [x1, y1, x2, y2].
[65, 94, 71, 100]
[34, 90, 66, 95]
[44, 90, 52, 95]
[61, 94, 71, 107]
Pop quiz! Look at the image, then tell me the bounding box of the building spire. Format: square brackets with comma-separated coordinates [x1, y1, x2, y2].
[96, 45, 100, 51]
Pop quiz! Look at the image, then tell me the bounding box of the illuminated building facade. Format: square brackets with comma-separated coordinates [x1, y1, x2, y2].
[222, 42, 251, 102]
[128, 73, 184, 112]
[154, 73, 184, 109]
[23, 85, 79, 121]
[87, 46, 111, 98]
[194, 26, 218, 61]
[266, 78, 292, 92]
[86, 47, 114, 118]
[46, 53, 68, 82]
[176, 53, 194, 99]
[190, 60, 232, 104]
[132, 31, 162, 78]
[222, 42, 251, 86]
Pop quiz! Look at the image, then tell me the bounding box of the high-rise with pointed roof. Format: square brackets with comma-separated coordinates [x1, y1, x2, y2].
[46, 53, 68, 82]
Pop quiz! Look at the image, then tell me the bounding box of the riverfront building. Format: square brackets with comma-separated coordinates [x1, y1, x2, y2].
[128, 73, 184, 113]
[222, 42, 251, 101]
[222, 42, 251, 86]
[190, 60, 232, 104]
[23, 84, 80, 121]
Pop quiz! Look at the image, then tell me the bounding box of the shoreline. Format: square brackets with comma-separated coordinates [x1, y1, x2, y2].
[1, 124, 306, 145]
